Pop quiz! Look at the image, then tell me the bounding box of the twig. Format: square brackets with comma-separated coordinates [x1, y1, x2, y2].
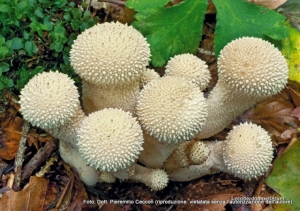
[88, 0, 92, 10]
[21, 139, 58, 181]
[13, 121, 30, 191]
[97, 0, 126, 6]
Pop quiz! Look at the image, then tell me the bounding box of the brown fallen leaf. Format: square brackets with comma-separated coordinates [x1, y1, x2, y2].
[0, 108, 23, 160]
[234, 89, 300, 139]
[0, 176, 52, 211]
[176, 178, 245, 211]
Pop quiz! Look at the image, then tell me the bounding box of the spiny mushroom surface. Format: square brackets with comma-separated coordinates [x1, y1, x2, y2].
[137, 76, 207, 144]
[194, 37, 288, 139]
[139, 68, 160, 90]
[165, 53, 211, 91]
[77, 108, 143, 172]
[168, 122, 273, 181]
[223, 122, 273, 180]
[70, 22, 150, 85]
[19, 71, 80, 130]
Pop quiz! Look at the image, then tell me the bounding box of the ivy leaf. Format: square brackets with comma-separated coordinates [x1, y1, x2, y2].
[126, 0, 170, 12]
[213, 0, 289, 56]
[132, 0, 207, 67]
[10, 38, 24, 50]
[265, 138, 300, 210]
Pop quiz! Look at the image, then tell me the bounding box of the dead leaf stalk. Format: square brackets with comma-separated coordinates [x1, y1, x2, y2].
[97, 0, 125, 6]
[13, 121, 29, 191]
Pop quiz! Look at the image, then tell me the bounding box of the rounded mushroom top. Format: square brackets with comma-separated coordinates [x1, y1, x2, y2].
[218, 37, 288, 99]
[165, 53, 211, 91]
[139, 68, 160, 90]
[189, 141, 210, 165]
[19, 71, 80, 130]
[223, 122, 273, 180]
[145, 169, 169, 191]
[137, 76, 207, 143]
[70, 22, 150, 85]
[77, 108, 143, 172]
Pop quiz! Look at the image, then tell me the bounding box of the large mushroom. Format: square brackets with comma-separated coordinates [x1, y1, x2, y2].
[19, 71, 99, 185]
[168, 122, 274, 181]
[70, 22, 151, 115]
[165, 53, 211, 91]
[77, 108, 144, 172]
[194, 37, 288, 139]
[137, 76, 208, 168]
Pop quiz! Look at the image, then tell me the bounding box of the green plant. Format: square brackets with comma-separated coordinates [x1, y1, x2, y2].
[0, 0, 98, 95]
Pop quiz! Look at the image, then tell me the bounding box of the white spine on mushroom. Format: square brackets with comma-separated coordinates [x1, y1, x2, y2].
[223, 122, 273, 180]
[77, 108, 143, 172]
[194, 37, 288, 139]
[165, 53, 211, 91]
[168, 122, 273, 181]
[137, 76, 208, 144]
[19, 71, 80, 130]
[139, 68, 160, 90]
[70, 22, 150, 85]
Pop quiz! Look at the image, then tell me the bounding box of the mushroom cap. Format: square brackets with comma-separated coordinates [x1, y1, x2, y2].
[70, 22, 150, 85]
[223, 122, 273, 180]
[165, 53, 211, 91]
[218, 37, 288, 99]
[77, 108, 143, 172]
[145, 169, 168, 191]
[19, 71, 80, 130]
[137, 76, 207, 143]
[139, 68, 160, 90]
[189, 141, 210, 165]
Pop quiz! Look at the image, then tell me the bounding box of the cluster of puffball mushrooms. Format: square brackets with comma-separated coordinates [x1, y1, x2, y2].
[19, 22, 288, 191]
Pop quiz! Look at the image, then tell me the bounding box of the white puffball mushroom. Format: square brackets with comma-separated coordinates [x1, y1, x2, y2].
[168, 122, 274, 181]
[139, 68, 160, 90]
[77, 108, 144, 172]
[70, 22, 150, 85]
[82, 80, 140, 115]
[165, 53, 211, 91]
[130, 164, 168, 191]
[99, 172, 117, 183]
[194, 37, 288, 139]
[137, 76, 208, 144]
[223, 122, 274, 180]
[19, 71, 80, 130]
[59, 141, 99, 186]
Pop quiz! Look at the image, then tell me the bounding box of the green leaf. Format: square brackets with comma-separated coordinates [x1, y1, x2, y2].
[132, 0, 208, 67]
[0, 81, 4, 90]
[0, 37, 5, 46]
[0, 62, 10, 73]
[50, 42, 64, 52]
[30, 19, 48, 36]
[24, 41, 37, 56]
[266, 138, 300, 210]
[35, 7, 44, 18]
[0, 4, 12, 13]
[281, 24, 300, 83]
[10, 37, 24, 50]
[70, 20, 80, 30]
[0, 46, 9, 59]
[213, 0, 289, 56]
[3, 78, 14, 88]
[126, 0, 170, 12]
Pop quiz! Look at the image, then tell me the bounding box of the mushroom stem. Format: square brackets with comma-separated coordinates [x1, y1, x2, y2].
[168, 122, 273, 181]
[138, 133, 179, 168]
[82, 80, 140, 115]
[59, 141, 99, 186]
[194, 37, 288, 139]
